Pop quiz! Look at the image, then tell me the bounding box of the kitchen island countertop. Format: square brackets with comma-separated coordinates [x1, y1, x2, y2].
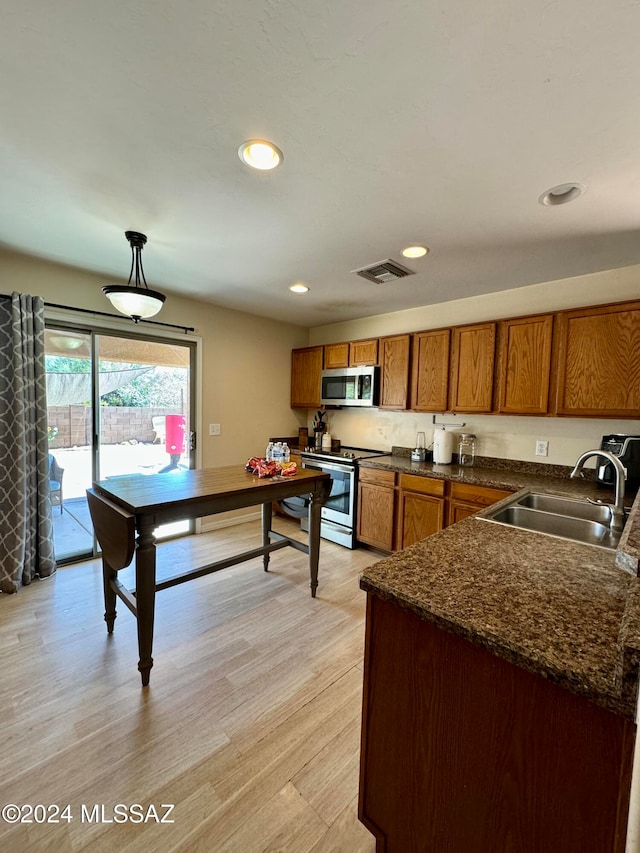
[359, 454, 640, 719]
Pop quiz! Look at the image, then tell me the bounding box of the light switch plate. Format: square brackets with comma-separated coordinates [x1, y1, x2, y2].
[209, 423, 221, 436]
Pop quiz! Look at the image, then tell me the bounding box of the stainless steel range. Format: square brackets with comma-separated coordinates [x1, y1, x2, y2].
[296, 446, 389, 549]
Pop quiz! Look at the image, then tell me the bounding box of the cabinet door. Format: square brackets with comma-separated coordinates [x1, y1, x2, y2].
[410, 328, 450, 412]
[447, 483, 513, 527]
[447, 498, 482, 526]
[496, 314, 554, 414]
[449, 323, 496, 412]
[323, 342, 349, 369]
[555, 301, 640, 417]
[379, 334, 411, 410]
[397, 491, 445, 549]
[357, 482, 395, 551]
[290, 346, 323, 408]
[350, 338, 379, 366]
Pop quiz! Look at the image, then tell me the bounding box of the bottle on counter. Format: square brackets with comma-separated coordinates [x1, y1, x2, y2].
[283, 443, 290, 463]
[266, 441, 274, 461]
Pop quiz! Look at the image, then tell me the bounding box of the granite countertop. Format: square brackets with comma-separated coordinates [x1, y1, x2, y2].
[359, 453, 640, 719]
[360, 452, 637, 503]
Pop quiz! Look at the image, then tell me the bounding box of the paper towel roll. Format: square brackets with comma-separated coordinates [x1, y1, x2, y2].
[432, 428, 454, 464]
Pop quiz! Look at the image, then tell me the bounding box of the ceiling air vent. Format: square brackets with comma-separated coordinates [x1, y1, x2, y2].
[352, 258, 416, 284]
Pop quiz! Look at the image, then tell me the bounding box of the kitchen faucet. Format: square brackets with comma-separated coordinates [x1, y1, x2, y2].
[569, 450, 627, 533]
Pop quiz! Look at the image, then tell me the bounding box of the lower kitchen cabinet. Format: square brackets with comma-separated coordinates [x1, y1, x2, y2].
[447, 481, 513, 526]
[359, 594, 634, 853]
[358, 469, 514, 551]
[396, 474, 445, 549]
[357, 468, 396, 551]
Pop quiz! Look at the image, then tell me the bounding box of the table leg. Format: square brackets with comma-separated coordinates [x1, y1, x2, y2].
[308, 489, 324, 598]
[102, 559, 117, 633]
[262, 501, 272, 571]
[135, 516, 157, 686]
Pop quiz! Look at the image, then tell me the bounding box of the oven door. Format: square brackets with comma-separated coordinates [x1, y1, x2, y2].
[302, 459, 355, 527]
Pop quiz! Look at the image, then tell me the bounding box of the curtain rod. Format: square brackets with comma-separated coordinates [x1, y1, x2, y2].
[44, 301, 195, 333]
[0, 293, 195, 333]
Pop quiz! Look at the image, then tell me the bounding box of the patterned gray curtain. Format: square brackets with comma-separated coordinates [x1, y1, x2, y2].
[0, 293, 56, 593]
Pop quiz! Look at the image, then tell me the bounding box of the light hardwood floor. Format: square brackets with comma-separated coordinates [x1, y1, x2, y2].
[0, 517, 380, 852]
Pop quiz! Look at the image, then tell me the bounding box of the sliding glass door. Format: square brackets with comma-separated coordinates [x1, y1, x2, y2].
[45, 325, 196, 563]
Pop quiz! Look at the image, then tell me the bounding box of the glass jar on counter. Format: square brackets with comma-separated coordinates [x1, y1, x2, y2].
[458, 433, 476, 466]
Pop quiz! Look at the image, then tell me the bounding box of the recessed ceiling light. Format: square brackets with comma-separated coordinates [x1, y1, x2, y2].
[538, 183, 585, 206]
[402, 245, 429, 259]
[238, 139, 283, 171]
[289, 283, 309, 294]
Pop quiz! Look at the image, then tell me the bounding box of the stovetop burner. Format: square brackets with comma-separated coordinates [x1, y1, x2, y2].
[301, 446, 388, 463]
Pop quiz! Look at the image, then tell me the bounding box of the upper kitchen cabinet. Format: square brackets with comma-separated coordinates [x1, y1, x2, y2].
[323, 342, 350, 369]
[496, 314, 554, 414]
[379, 334, 411, 409]
[410, 328, 450, 412]
[555, 300, 640, 418]
[350, 338, 379, 366]
[448, 322, 496, 413]
[291, 346, 323, 408]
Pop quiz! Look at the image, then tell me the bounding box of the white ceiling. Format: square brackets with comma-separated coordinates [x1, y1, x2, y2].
[2, 1, 640, 328]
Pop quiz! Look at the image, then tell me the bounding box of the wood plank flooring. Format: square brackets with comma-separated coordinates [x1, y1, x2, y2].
[0, 517, 379, 852]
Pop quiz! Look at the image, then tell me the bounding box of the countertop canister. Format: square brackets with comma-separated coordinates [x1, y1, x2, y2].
[458, 433, 476, 466]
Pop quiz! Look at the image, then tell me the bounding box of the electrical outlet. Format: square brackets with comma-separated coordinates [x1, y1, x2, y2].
[535, 440, 549, 457]
[209, 423, 221, 436]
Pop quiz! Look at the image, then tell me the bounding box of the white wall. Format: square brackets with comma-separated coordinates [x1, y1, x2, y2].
[309, 265, 640, 467]
[1, 247, 307, 469]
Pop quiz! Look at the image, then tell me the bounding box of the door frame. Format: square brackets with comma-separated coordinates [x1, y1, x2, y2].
[45, 307, 202, 559]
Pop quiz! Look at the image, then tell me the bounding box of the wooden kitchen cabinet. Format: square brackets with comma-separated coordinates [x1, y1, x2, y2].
[357, 468, 396, 551]
[555, 300, 640, 417]
[360, 594, 634, 853]
[449, 322, 496, 412]
[446, 482, 513, 526]
[290, 346, 323, 408]
[323, 342, 349, 369]
[409, 328, 450, 412]
[350, 337, 379, 366]
[496, 313, 554, 414]
[379, 334, 411, 409]
[396, 474, 446, 549]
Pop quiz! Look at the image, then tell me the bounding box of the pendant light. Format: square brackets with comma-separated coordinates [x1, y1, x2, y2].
[103, 231, 166, 322]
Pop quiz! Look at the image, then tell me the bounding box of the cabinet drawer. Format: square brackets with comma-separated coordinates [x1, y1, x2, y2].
[400, 473, 445, 497]
[449, 482, 513, 506]
[359, 467, 396, 487]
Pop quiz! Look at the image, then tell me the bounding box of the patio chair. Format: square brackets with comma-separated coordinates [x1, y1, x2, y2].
[49, 453, 64, 514]
[152, 416, 166, 445]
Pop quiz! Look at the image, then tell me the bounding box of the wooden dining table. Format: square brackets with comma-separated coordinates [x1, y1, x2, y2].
[86, 465, 331, 686]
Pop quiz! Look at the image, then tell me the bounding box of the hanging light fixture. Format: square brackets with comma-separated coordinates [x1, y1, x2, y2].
[102, 231, 166, 322]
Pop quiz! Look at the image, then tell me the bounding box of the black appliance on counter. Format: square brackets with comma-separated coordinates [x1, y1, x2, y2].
[278, 446, 389, 549]
[596, 434, 640, 489]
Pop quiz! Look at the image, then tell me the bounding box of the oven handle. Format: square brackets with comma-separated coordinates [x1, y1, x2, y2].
[303, 460, 354, 475]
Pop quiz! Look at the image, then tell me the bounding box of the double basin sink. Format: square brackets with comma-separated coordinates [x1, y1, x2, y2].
[479, 491, 624, 550]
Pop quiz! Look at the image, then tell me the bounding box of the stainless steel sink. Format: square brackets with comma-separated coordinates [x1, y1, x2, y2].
[516, 492, 612, 525]
[479, 491, 622, 550]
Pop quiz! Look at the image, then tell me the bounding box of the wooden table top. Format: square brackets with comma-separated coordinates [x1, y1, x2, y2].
[93, 465, 330, 515]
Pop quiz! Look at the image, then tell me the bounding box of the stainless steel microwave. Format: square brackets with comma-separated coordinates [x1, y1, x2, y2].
[320, 365, 379, 407]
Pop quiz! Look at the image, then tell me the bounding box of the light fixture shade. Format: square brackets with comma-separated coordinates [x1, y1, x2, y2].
[103, 285, 166, 320]
[103, 231, 166, 321]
